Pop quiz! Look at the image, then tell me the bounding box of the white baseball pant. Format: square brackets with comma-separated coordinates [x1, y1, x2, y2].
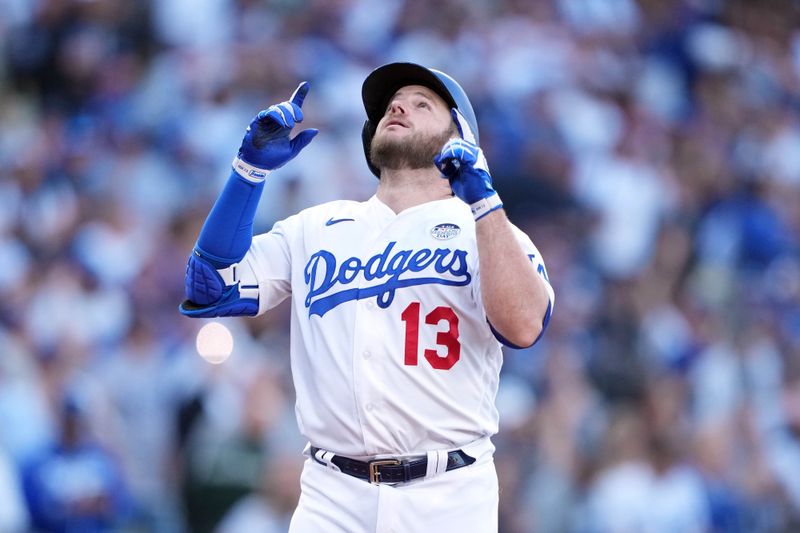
[288, 443, 498, 533]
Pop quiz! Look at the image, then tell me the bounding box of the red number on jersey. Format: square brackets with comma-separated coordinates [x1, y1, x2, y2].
[401, 301, 420, 366]
[400, 302, 460, 370]
[424, 306, 460, 370]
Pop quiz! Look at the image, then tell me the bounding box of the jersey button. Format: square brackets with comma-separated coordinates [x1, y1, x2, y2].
[365, 300, 375, 309]
[365, 403, 374, 412]
[363, 351, 371, 359]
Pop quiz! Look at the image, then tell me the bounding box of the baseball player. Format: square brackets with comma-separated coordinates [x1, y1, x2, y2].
[180, 62, 554, 532]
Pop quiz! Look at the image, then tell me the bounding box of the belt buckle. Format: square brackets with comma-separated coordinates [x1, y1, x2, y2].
[368, 459, 400, 484]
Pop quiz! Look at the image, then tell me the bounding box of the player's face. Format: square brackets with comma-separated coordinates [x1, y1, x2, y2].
[370, 85, 457, 171]
[377, 85, 452, 137]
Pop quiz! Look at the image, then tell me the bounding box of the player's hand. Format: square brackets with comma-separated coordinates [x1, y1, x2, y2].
[237, 81, 319, 172]
[434, 109, 502, 219]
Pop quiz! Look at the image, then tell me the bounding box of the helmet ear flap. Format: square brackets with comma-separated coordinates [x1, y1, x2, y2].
[361, 120, 381, 178]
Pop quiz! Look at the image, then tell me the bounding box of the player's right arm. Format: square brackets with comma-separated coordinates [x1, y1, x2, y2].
[179, 82, 318, 318]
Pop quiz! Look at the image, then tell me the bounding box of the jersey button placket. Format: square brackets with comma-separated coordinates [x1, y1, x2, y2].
[357, 210, 396, 453]
[353, 280, 383, 452]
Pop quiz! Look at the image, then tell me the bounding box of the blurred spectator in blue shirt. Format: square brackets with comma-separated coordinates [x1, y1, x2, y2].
[22, 395, 131, 532]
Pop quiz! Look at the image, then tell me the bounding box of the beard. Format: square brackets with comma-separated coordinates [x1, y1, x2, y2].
[370, 124, 455, 172]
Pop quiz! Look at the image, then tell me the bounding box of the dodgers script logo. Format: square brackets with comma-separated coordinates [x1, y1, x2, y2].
[304, 241, 471, 317]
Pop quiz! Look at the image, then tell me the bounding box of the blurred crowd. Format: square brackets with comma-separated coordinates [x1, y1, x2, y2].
[0, 0, 798, 531]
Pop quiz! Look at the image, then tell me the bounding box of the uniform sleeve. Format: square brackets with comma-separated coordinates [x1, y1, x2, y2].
[511, 225, 555, 316]
[237, 214, 300, 316]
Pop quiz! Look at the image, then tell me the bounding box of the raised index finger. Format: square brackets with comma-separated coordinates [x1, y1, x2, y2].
[451, 108, 477, 145]
[290, 81, 310, 108]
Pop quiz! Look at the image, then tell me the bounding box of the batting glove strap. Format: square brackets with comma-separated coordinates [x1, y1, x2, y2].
[232, 156, 271, 182]
[471, 193, 503, 221]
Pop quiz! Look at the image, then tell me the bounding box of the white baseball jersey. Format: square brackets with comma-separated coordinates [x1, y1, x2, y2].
[237, 195, 554, 457]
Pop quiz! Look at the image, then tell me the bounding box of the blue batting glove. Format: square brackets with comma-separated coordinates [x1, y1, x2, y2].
[235, 81, 319, 175]
[434, 109, 503, 220]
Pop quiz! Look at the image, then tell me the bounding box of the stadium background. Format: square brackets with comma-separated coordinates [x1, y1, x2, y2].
[0, 0, 799, 531]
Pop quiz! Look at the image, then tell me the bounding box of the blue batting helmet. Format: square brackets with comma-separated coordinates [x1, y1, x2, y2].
[361, 62, 479, 178]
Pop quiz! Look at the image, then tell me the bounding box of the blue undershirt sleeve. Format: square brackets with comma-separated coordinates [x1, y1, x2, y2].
[195, 169, 265, 267]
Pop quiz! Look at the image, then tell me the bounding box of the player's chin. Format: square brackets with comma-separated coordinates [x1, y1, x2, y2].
[372, 131, 404, 154]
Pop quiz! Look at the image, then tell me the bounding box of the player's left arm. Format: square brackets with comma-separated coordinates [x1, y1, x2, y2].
[435, 109, 553, 348]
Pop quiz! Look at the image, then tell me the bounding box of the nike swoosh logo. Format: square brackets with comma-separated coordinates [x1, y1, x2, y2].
[325, 217, 355, 226]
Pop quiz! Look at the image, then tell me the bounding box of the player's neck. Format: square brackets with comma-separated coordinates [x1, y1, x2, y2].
[375, 167, 453, 213]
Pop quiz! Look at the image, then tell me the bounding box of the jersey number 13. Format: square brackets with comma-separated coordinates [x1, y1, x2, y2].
[401, 302, 460, 370]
